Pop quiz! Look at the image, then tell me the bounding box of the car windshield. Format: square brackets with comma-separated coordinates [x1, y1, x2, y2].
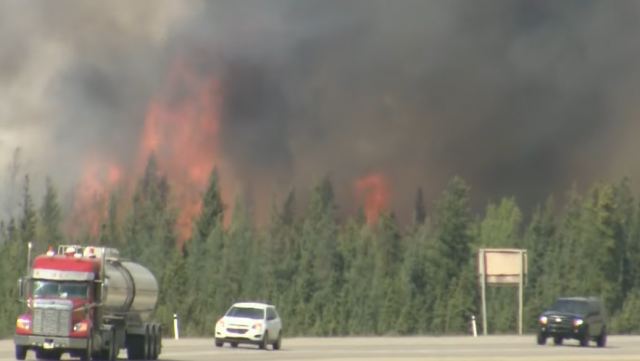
[226, 307, 264, 320]
[33, 280, 89, 299]
[551, 299, 589, 314]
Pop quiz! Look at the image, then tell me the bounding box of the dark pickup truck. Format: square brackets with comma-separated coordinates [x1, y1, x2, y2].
[537, 297, 607, 347]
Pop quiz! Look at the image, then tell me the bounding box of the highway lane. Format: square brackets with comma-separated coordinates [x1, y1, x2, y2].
[3, 335, 640, 361]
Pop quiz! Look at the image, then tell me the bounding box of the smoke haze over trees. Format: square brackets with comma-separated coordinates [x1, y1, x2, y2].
[3, 1, 640, 225]
[4, 0, 640, 337]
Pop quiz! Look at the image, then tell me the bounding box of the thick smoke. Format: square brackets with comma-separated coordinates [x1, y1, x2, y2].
[2, 0, 640, 223]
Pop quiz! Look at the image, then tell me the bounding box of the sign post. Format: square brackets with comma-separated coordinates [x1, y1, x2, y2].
[478, 248, 527, 335]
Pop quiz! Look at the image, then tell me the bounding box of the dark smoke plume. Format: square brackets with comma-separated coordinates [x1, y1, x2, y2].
[2, 0, 640, 222]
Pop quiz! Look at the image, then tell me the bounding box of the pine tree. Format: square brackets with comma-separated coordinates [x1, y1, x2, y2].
[99, 193, 121, 248]
[522, 197, 556, 331]
[192, 168, 224, 243]
[20, 175, 37, 247]
[414, 187, 426, 225]
[182, 167, 226, 334]
[122, 155, 176, 286]
[37, 177, 63, 253]
[429, 176, 474, 332]
[155, 247, 189, 336]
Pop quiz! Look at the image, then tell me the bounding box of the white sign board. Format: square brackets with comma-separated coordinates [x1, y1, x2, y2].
[478, 248, 527, 336]
[478, 249, 527, 284]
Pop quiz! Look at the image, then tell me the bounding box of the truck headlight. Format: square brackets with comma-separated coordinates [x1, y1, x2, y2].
[73, 320, 90, 333]
[539, 316, 548, 325]
[573, 319, 584, 327]
[16, 316, 31, 330]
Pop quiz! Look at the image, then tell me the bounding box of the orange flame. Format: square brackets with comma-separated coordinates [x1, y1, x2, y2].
[69, 59, 232, 244]
[355, 173, 390, 224]
[138, 60, 226, 242]
[66, 159, 123, 237]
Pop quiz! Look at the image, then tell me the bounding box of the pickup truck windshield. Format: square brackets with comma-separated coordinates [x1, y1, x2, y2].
[550, 299, 589, 314]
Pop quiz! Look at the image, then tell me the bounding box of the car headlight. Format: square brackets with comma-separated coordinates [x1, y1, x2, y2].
[252, 322, 263, 332]
[539, 316, 548, 325]
[573, 319, 584, 327]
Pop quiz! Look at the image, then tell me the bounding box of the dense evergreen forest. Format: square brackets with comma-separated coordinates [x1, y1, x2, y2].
[3, 157, 640, 338]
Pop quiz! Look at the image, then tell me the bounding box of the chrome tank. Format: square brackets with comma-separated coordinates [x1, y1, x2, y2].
[102, 260, 158, 322]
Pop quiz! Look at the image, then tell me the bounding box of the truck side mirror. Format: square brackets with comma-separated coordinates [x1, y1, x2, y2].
[17, 277, 24, 299]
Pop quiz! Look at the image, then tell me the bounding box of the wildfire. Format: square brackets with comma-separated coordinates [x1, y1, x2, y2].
[138, 60, 225, 241]
[355, 173, 390, 224]
[66, 159, 123, 237]
[69, 59, 230, 244]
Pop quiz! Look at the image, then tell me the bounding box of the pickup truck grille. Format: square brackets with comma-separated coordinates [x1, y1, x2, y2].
[32, 308, 72, 336]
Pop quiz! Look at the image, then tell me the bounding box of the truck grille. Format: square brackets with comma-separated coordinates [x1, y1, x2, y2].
[33, 308, 72, 336]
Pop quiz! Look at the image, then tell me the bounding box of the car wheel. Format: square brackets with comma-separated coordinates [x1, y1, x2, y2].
[259, 331, 269, 350]
[553, 336, 562, 346]
[536, 333, 546, 345]
[273, 332, 282, 350]
[580, 328, 590, 347]
[15, 345, 27, 360]
[215, 339, 224, 347]
[230, 342, 238, 348]
[596, 328, 607, 348]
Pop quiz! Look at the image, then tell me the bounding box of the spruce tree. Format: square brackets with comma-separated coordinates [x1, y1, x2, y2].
[414, 187, 426, 225]
[37, 177, 63, 253]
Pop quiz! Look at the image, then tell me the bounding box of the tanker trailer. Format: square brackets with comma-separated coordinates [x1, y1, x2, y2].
[14, 245, 163, 361]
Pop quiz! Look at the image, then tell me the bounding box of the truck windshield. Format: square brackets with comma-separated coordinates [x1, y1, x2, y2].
[226, 307, 264, 319]
[33, 280, 89, 299]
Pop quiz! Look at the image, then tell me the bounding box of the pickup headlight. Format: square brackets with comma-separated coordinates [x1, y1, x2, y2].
[539, 316, 548, 325]
[573, 319, 584, 327]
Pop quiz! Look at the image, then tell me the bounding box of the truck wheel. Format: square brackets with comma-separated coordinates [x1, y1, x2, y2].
[536, 333, 546, 345]
[214, 339, 224, 347]
[230, 342, 238, 348]
[81, 332, 93, 361]
[153, 326, 162, 360]
[145, 327, 153, 360]
[553, 336, 562, 346]
[107, 330, 118, 361]
[126, 334, 145, 360]
[259, 331, 269, 350]
[15, 345, 27, 360]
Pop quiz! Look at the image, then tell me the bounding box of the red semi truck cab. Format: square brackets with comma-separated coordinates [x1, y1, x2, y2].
[14, 245, 162, 361]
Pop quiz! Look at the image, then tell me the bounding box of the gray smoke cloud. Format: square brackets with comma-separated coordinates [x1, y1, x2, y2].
[2, 0, 640, 223]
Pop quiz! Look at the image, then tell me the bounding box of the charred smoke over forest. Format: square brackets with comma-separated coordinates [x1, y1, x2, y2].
[2, 0, 640, 233]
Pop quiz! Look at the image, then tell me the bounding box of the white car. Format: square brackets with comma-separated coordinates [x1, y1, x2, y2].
[214, 302, 283, 350]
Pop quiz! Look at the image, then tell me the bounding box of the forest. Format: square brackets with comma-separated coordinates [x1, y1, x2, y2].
[2, 156, 640, 338]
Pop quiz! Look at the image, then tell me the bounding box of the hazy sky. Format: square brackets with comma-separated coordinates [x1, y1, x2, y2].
[2, 0, 640, 223]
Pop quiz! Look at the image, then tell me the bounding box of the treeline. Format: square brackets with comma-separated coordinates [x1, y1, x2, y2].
[3, 157, 640, 338]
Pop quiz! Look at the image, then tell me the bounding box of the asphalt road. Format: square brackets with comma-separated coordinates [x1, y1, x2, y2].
[3, 335, 640, 361]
